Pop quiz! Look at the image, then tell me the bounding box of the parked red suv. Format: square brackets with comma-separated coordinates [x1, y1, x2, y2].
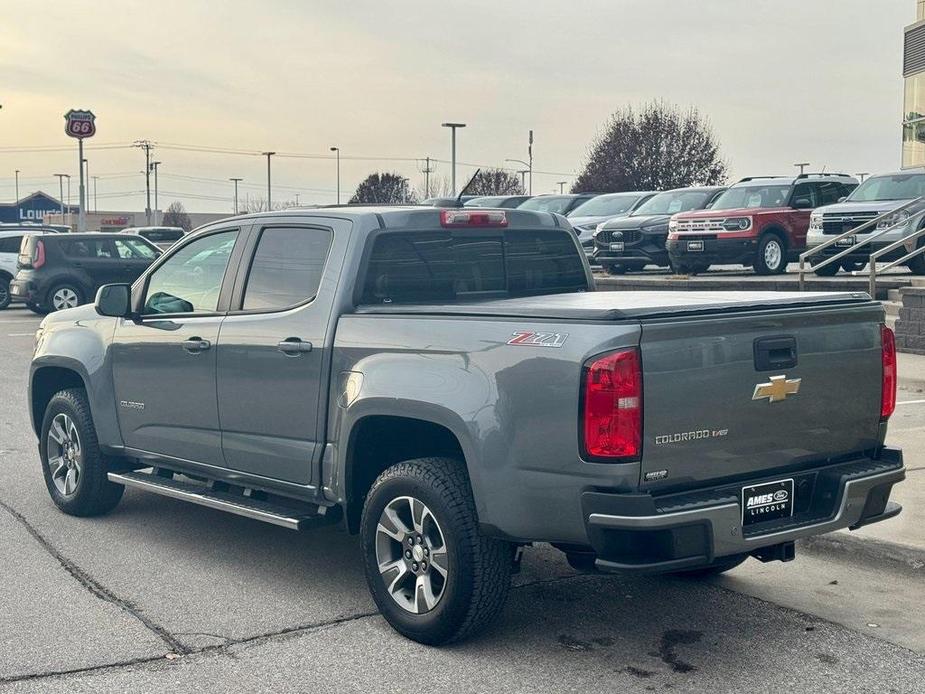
[665, 173, 858, 274]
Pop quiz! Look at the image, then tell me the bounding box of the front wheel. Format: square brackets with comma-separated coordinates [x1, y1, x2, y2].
[361, 457, 513, 645]
[40, 388, 124, 516]
[812, 260, 840, 277]
[753, 234, 787, 275]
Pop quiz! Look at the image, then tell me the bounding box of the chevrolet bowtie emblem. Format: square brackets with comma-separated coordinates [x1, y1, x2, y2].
[752, 375, 801, 403]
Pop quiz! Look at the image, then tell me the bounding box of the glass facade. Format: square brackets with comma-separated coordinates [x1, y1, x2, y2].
[904, 3, 925, 167]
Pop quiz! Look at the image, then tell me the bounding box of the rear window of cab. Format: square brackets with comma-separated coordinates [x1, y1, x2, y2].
[360, 229, 588, 304]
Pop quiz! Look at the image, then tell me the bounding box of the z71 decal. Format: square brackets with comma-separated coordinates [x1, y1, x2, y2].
[507, 331, 568, 348]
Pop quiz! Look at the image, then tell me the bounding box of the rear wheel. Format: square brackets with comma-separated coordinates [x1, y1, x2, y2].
[841, 259, 867, 273]
[361, 457, 513, 645]
[47, 283, 84, 312]
[605, 264, 627, 275]
[753, 234, 787, 275]
[0, 277, 10, 310]
[39, 388, 124, 517]
[907, 238, 925, 274]
[670, 553, 749, 578]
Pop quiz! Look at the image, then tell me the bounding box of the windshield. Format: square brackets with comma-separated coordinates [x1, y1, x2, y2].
[567, 193, 642, 217]
[848, 174, 925, 202]
[710, 184, 792, 210]
[518, 196, 576, 214]
[632, 190, 713, 216]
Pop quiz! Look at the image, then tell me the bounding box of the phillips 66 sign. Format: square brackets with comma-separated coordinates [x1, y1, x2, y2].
[64, 109, 96, 139]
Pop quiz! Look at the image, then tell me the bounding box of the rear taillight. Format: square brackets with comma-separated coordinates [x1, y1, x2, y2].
[881, 324, 896, 420]
[581, 348, 642, 461]
[440, 209, 508, 227]
[32, 239, 45, 269]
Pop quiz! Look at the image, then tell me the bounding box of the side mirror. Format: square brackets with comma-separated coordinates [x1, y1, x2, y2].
[95, 284, 132, 318]
[792, 197, 813, 210]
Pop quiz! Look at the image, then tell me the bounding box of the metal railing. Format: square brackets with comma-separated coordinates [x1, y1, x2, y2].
[868, 227, 925, 297]
[798, 195, 925, 292]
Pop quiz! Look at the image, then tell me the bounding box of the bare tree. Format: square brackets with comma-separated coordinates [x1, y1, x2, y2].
[161, 201, 192, 231]
[463, 168, 524, 196]
[239, 194, 297, 213]
[573, 101, 728, 193]
[414, 173, 452, 200]
[350, 172, 415, 204]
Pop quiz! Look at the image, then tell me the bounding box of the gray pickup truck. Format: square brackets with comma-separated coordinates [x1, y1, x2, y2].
[28, 206, 905, 644]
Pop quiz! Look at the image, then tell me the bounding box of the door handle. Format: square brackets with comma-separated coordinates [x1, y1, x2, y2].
[182, 337, 211, 353]
[278, 338, 313, 355]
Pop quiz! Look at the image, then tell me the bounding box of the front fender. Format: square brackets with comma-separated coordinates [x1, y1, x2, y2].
[30, 313, 122, 450]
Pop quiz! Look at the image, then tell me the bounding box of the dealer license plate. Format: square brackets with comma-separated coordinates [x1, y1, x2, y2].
[836, 236, 856, 247]
[742, 478, 794, 527]
[609, 242, 624, 252]
[687, 240, 704, 252]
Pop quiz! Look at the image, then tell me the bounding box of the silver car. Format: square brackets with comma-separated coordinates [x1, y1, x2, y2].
[565, 191, 658, 257]
[805, 170, 925, 275]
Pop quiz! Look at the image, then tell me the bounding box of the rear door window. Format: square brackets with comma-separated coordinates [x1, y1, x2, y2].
[360, 229, 587, 304]
[60, 239, 115, 259]
[241, 226, 333, 311]
[114, 238, 158, 259]
[0, 235, 23, 253]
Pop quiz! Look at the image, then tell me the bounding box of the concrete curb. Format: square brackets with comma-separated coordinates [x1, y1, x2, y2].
[798, 533, 925, 573]
[898, 373, 925, 393]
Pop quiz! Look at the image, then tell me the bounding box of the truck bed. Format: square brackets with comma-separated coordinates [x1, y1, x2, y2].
[354, 290, 874, 321]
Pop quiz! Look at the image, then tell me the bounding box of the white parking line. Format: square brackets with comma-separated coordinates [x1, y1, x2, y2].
[7, 332, 34, 337]
[897, 399, 925, 406]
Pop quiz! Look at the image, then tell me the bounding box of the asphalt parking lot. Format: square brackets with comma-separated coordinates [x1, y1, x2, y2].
[1, 305, 924, 693]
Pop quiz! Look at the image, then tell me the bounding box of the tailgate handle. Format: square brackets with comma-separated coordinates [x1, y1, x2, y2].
[754, 336, 797, 371]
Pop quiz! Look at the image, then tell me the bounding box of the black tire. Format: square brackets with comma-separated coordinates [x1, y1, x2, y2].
[670, 553, 748, 578]
[907, 239, 925, 274]
[690, 263, 710, 275]
[841, 259, 867, 273]
[46, 283, 84, 313]
[27, 302, 48, 315]
[39, 388, 124, 517]
[565, 551, 598, 573]
[0, 276, 10, 310]
[361, 457, 513, 645]
[812, 261, 840, 277]
[605, 264, 627, 275]
[753, 233, 787, 275]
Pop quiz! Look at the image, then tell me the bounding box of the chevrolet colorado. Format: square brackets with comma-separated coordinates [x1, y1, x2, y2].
[29, 206, 904, 644]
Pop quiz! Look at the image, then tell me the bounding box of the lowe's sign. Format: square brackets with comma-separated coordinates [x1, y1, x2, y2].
[0, 192, 66, 224]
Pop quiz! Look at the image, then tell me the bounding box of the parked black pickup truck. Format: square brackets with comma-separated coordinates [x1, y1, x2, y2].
[28, 206, 904, 644]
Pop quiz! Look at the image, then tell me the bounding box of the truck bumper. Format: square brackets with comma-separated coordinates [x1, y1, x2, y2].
[666, 237, 757, 266]
[581, 447, 905, 573]
[9, 279, 36, 303]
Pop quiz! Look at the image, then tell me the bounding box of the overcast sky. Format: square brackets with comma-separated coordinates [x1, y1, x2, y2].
[0, 0, 914, 212]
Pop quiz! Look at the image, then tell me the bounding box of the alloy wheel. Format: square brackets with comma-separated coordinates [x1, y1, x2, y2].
[46, 413, 82, 496]
[764, 240, 782, 271]
[51, 287, 80, 311]
[375, 495, 449, 614]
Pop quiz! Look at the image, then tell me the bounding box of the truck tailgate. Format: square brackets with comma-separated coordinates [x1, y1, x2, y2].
[639, 302, 884, 490]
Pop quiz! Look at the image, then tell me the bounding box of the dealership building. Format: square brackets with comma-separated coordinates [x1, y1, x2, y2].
[903, 1, 925, 166]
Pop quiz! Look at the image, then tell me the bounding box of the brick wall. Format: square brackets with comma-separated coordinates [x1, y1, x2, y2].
[895, 287, 925, 354]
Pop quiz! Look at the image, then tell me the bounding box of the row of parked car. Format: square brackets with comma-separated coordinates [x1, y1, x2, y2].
[462, 169, 925, 277]
[0, 225, 186, 311]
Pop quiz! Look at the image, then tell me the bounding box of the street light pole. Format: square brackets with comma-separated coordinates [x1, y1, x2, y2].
[229, 178, 242, 214]
[151, 161, 161, 224]
[262, 152, 275, 210]
[91, 176, 99, 212]
[856, 172, 869, 182]
[54, 173, 67, 225]
[557, 181, 568, 193]
[505, 159, 530, 194]
[441, 123, 466, 195]
[528, 129, 534, 195]
[14, 169, 19, 211]
[794, 162, 810, 175]
[330, 147, 341, 204]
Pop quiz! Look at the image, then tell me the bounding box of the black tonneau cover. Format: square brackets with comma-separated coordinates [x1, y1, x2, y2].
[356, 290, 874, 321]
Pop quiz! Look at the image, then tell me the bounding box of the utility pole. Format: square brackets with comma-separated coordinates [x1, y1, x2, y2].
[794, 162, 810, 175]
[229, 178, 242, 214]
[91, 176, 99, 212]
[441, 122, 466, 195]
[133, 140, 153, 224]
[528, 129, 534, 195]
[330, 146, 340, 204]
[262, 151, 275, 210]
[150, 161, 161, 224]
[14, 169, 19, 210]
[54, 173, 67, 225]
[422, 156, 434, 199]
[557, 181, 568, 193]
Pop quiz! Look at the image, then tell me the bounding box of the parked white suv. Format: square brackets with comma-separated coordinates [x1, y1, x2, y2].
[0, 228, 44, 309]
[805, 170, 925, 276]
